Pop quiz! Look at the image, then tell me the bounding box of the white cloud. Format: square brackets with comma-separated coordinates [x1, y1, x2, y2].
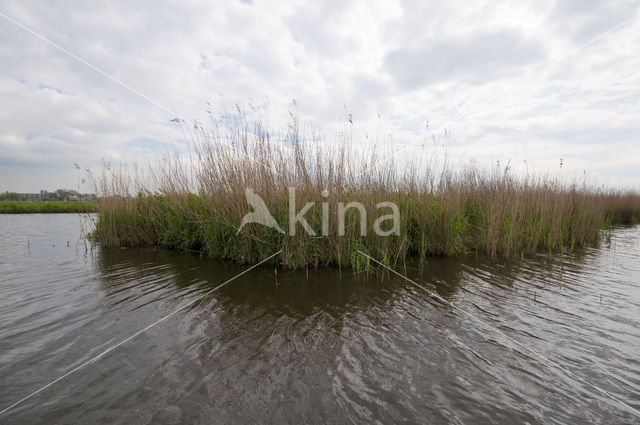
[384, 30, 544, 88]
[0, 0, 639, 192]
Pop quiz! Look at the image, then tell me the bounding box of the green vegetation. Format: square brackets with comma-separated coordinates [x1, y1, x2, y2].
[0, 201, 98, 214]
[91, 113, 640, 269]
[0, 192, 26, 201]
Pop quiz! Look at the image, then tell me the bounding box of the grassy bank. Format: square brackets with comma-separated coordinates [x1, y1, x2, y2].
[0, 201, 98, 214]
[91, 114, 640, 269]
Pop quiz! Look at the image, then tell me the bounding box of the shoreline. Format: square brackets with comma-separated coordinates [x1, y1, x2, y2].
[0, 201, 98, 214]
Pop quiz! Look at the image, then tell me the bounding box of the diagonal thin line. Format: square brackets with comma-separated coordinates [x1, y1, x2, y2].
[0, 10, 284, 176]
[442, 12, 640, 129]
[0, 10, 177, 117]
[357, 250, 640, 419]
[0, 250, 282, 416]
[374, 12, 640, 170]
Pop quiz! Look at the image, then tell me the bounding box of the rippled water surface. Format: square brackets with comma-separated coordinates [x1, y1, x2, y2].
[1, 214, 639, 424]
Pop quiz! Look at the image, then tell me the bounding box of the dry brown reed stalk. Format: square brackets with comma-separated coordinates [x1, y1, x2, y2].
[90, 108, 640, 269]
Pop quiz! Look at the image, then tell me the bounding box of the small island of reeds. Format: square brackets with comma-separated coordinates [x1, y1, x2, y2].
[90, 112, 640, 269]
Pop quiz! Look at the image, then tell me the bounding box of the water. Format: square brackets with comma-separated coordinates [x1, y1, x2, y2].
[1, 214, 639, 424]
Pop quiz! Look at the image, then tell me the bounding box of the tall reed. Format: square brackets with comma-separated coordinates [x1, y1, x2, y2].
[91, 109, 640, 269]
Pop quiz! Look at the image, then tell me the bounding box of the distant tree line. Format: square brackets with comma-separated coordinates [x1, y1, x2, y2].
[0, 192, 25, 201]
[0, 190, 96, 201]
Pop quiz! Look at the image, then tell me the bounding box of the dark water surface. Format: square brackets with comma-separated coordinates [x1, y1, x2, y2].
[1, 214, 639, 424]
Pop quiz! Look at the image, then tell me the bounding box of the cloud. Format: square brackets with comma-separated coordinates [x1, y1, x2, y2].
[552, 0, 640, 43]
[384, 30, 544, 89]
[0, 0, 639, 192]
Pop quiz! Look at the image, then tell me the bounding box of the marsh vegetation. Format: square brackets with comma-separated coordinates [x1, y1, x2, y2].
[0, 201, 98, 214]
[91, 111, 640, 269]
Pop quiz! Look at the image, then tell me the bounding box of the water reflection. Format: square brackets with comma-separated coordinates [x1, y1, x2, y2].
[91, 237, 639, 423]
[1, 213, 639, 424]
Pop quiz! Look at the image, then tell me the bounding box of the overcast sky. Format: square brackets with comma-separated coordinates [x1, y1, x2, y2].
[1, 0, 639, 192]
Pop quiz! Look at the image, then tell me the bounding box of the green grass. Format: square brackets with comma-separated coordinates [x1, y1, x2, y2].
[89, 110, 640, 270]
[0, 201, 98, 214]
[93, 190, 640, 270]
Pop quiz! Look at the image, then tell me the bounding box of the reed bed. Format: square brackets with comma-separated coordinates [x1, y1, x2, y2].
[0, 201, 98, 214]
[91, 110, 640, 269]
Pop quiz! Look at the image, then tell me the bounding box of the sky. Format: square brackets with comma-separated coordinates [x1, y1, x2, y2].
[1, 0, 639, 193]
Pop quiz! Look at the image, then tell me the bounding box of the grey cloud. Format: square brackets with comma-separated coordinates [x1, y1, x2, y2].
[384, 30, 544, 89]
[1, 0, 639, 190]
[283, 0, 361, 57]
[552, 0, 640, 43]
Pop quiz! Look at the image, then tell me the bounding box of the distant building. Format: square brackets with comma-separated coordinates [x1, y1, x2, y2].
[2, 189, 96, 201]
